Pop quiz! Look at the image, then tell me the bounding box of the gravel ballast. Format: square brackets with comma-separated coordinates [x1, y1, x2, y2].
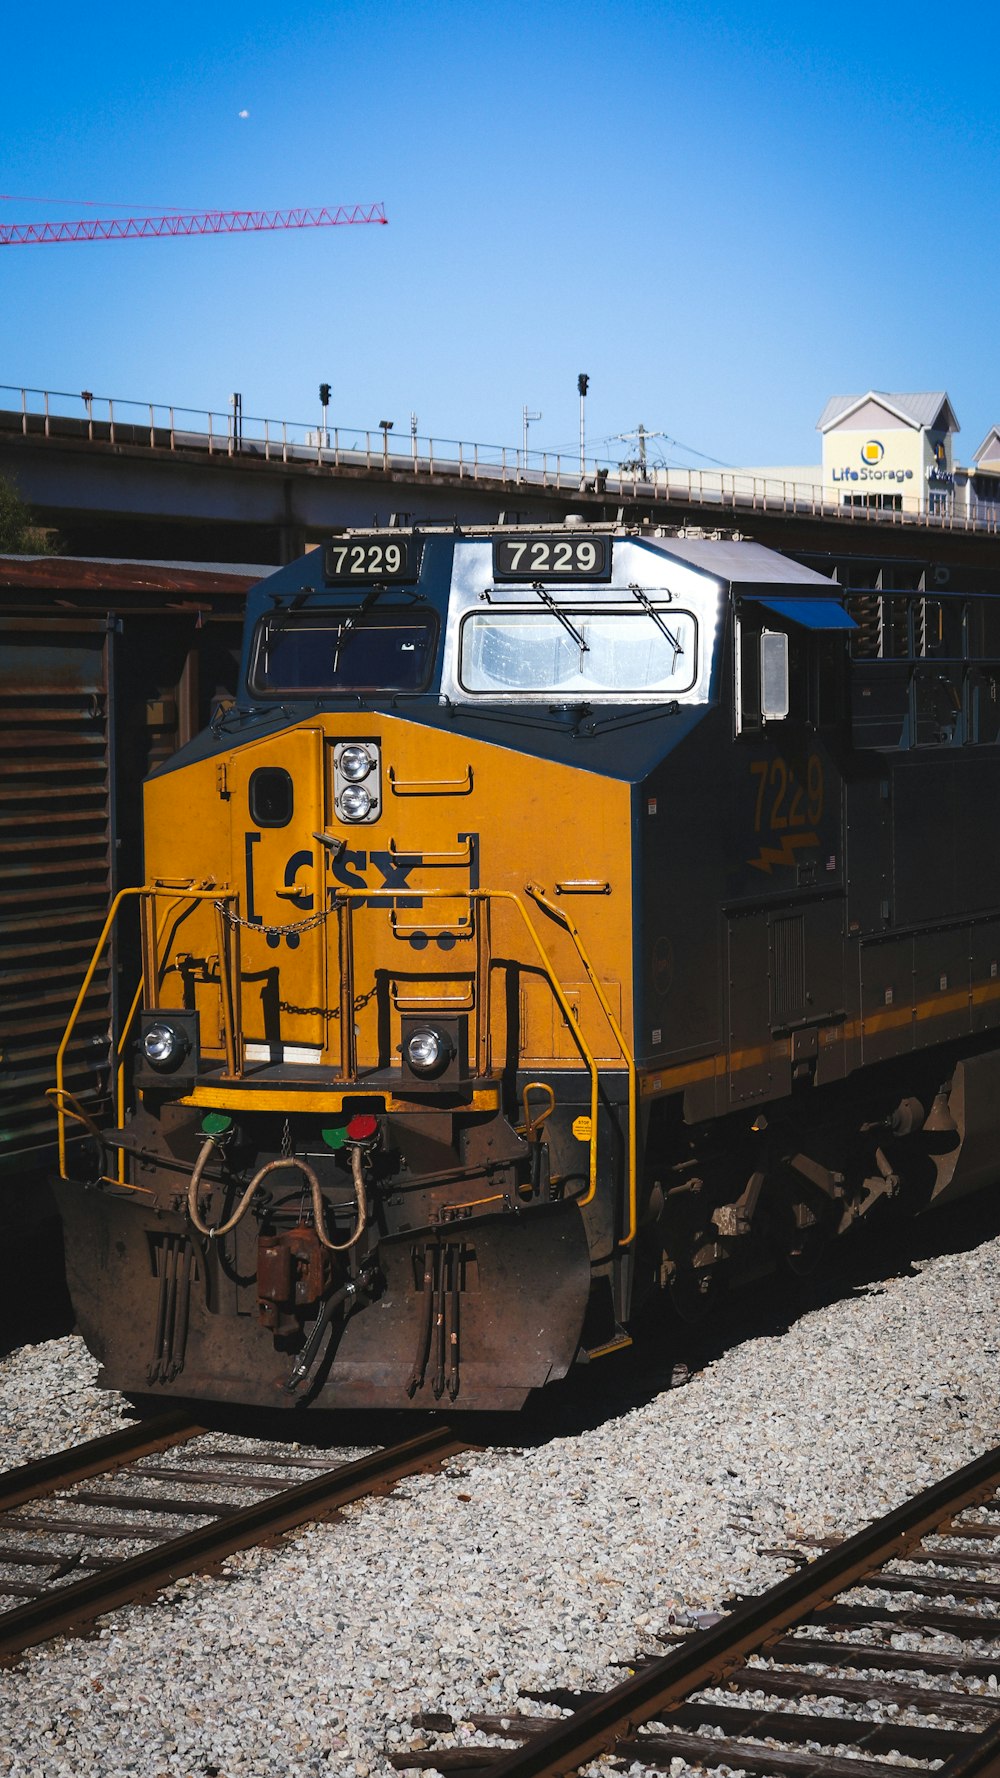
[2, 1213, 1000, 1778]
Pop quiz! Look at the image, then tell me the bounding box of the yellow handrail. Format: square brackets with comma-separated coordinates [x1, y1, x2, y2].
[46, 1085, 104, 1143]
[329, 885, 604, 1204]
[56, 886, 143, 1178]
[524, 883, 639, 1246]
[488, 888, 603, 1207]
[56, 882, 615, 1214]
[114, 889, 212, 1183]
[54, 883, 231, 1179]
[114, 974, 146, 1184]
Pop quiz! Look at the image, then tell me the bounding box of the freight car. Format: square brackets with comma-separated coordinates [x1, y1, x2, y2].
[1, 553, 261, 1178]
[0, 553, 263, 1350]
[52, 522, 1000, 1409]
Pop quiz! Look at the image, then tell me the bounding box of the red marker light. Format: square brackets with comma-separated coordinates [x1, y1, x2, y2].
[346, 1113, 378, 1142]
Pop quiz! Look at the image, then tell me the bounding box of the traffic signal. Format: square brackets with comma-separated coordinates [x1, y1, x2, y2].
[577, 374, 589, 397]
[319, 383, 331, 406]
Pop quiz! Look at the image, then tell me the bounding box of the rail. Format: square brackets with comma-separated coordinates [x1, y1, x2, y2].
[5, 380, 1000, 536]
[53, 881, 637, 1227]
[0, 1420, 466, 1666]
[397, 1436, 1000, 1778]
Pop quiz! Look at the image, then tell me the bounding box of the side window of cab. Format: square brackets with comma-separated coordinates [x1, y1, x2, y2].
[736, 621, 837, 734]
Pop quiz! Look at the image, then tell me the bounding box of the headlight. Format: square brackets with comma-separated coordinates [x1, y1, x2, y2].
[338, 784, 373, 821]
[141, 1021, 189, 1071]
[334, 737, 380, 824]
[404, 1026, 454, 1076]
[338, 743, 374, 783]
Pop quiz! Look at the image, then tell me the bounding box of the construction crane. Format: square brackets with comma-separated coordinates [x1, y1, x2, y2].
[0, 202, 387, 247]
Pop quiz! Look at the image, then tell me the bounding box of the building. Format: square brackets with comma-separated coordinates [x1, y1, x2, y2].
[613, 390, 987, 528]
[817, 390, 959, 519]
[959, 429, 1000, 525]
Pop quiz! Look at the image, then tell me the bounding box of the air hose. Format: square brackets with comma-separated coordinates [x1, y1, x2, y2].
[186, 1138, 369, 1251]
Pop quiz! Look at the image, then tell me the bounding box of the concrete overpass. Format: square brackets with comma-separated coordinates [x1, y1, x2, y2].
[4, 383, 1000, 576]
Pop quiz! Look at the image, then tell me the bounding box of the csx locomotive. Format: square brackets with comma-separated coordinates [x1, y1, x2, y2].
[53, 521, 1000, 1409]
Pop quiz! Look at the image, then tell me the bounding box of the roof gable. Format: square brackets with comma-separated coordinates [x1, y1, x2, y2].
[974, 427, 1000, 467]
[817, 390, 959, 434]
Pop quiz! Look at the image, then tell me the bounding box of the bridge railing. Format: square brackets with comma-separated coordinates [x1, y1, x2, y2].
[4, 382, 1000, 537]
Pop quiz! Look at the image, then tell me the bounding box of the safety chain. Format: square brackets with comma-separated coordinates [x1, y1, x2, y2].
[213, 898, 336, 939]
[278, 981, 379, 1019]
[344, 981, 380, 1014]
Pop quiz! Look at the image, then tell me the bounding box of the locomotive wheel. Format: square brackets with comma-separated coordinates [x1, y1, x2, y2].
[668, 1266, 717, 1323]
[783, 1225, 833, 1276]
[780, 1187, 842, 1275]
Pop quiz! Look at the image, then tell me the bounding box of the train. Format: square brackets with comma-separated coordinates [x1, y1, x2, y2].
[51, 519, 1000, 1410]
[0, 551, 262, 1351]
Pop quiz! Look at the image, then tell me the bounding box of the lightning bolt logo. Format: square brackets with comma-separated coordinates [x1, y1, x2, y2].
[748, 831, 819, 874]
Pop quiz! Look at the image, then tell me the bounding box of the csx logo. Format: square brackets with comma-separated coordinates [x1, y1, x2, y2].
[283, 846, 425, 908]
[244, 831, 478, 951]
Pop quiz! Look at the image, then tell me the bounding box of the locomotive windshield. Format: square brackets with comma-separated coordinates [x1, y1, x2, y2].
[249, 608, 438, 695]
[458, 608, 698, 696]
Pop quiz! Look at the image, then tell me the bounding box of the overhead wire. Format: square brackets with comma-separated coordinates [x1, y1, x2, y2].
[0, 192, 186, 211]
[657, 433, 731, 467]
[534, 427, 731, 468]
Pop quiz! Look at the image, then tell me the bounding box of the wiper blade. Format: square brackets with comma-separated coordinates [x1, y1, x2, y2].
[530, 580, 589, 655]
[331, 586, 419, 670]
[628, 581, 683, 660]
[362, 584, 426, 611]
[331, 619, 354, 673]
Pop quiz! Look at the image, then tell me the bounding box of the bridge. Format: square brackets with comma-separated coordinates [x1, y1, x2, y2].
[4, 382, 1000, 570]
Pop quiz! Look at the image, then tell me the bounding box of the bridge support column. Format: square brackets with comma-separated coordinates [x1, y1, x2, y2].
[279, 479, 306, 564]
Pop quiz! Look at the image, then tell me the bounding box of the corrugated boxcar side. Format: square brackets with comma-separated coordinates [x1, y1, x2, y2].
[0, 618, 115, 1169]
[0, 557, 262, 1189]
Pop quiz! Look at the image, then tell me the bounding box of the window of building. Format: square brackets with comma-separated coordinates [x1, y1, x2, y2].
[841, 493, 903, 513]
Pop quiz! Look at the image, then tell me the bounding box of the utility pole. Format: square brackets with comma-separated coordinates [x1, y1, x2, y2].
[522, 405, 542, 470]
[378, 418, 393, 472]
[230, 391, 243, 453]
[613, 423, 666, 479]
[319, 381, 331, 448]
[578, 373, 589, 480]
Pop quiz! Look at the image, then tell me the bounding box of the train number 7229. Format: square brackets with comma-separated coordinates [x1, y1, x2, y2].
[750, 754, 824, 832]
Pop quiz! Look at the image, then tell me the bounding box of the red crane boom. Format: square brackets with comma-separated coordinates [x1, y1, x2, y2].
[0, 202, 387, 246]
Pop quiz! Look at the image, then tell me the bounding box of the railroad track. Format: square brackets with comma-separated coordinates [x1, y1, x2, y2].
[0, 1411, 467, 1665]
[395, 1440, 1000, 1778]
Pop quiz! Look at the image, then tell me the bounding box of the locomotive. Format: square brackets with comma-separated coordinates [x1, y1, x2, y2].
[53, 521, 1000, 1410]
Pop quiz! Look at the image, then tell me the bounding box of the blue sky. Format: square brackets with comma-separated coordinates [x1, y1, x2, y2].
[4, 1, 998, 470]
